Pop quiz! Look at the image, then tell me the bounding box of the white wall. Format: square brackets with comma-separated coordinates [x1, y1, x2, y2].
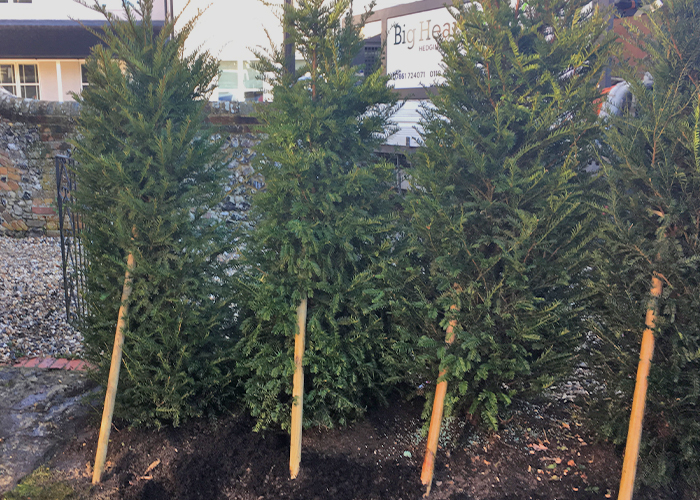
[60, 60, 83, 101]
[175, 1, 425, 62]
[372, 0, 424, 9]
[2, 0, 166, 21]
[37, 61, 58, 101]
[172, 0, 425, 101]
[174, 1, 281, 62]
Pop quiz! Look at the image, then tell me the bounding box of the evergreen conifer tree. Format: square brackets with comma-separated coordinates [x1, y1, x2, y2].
[586, 0, 700, 492]
[406, 0, 616, 428]
[237, 0, 407, 431]
[72, 0, 236, 427]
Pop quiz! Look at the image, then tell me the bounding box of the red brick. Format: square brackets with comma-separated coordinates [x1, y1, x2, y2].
[0, 166, 7, 175]
[6, 180, 20, 191]
[31, 206, 56, 215]
[49, 358, 68, 370]
[13, 357, 29, 367]
[6, 172, 20, 182]
[65, 360, 83, 371]
[24, 358, 41, 368]
[38, 357, 57, 369]
[71, 361, 87, 371]
[0, 181, 11, 191]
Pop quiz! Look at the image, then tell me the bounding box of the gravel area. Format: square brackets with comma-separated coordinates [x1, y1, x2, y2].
[0, 236, 82, 363]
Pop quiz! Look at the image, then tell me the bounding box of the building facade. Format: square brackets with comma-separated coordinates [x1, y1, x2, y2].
[0, 0, 167, 102]
[0, 0, 450, 104]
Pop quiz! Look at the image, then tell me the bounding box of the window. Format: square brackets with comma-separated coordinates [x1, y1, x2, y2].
[81, 63, 89, 89]
[217, 61, 238, 101]
[216, 61, 264, 101]
[18, 64, 39, 98]
[243, 61, 263, 90]
[1, 65, 16, 93]
[0, 64, 40, 99]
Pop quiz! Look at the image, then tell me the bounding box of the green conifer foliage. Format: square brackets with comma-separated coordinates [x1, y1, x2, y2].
[236, 0, 406, 431]
[406, 0, 615, 428]
[587, 0, 700, 491]
[72, 0, 237, 427]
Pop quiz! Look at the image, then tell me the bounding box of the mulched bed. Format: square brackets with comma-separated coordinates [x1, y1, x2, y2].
[44, 395, 678, 500]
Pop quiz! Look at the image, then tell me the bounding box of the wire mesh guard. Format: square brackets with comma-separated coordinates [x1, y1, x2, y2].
[55, 153, 87, 326]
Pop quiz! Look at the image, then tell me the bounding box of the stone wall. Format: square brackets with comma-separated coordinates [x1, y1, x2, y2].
[206, 101, 261, 224]
[0, 89, 260, 237]
[0, 90, 76, 237]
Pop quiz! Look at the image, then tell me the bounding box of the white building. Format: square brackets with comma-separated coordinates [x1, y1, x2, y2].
[2, 0, 632, 148]
[0, 0, 435, 147]
[0, 0, 168, 102]
[173, 0, 423, 103]
[174, 0, 447, 146]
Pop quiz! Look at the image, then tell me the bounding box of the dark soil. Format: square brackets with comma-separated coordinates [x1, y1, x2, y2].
[42, 396, 675, 500]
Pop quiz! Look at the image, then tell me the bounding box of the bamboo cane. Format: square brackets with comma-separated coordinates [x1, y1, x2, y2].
[421, 305, 458, 496]
[290, 296, 308, 479]
[92, 252, 135, 484]
[618, 275, 663, 500]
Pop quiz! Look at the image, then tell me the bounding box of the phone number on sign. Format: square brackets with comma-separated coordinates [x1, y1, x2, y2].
[392, 70, 426, 80]
[392, 70, 443, 80]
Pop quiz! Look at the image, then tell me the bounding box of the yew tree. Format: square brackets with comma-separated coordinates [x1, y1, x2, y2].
[237, 0, 407, 431]
[406, 0, 616, 428]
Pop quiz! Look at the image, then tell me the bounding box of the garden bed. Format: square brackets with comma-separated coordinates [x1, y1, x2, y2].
[32, 395, 672, 500]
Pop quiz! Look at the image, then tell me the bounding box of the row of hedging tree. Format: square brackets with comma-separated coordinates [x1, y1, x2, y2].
[72, 0, 700, 494]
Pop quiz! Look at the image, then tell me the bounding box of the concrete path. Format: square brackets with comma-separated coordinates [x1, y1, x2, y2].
[0, 362, 98, 494]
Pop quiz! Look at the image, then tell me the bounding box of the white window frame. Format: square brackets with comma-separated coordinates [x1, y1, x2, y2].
[216, 61, 239, 102]
[0, 62, 41, 99]
[80, 62, 89, 91]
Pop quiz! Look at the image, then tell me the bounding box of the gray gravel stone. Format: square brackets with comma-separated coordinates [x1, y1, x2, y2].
[0, 236, 83, 363]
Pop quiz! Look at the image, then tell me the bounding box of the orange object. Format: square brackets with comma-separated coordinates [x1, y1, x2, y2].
[93, 252, 135, 484]
[618, 275, 663, 500]
[421, 305, 458, 496]
[596, 86, 614, 115]
[290, 296, 308, 479]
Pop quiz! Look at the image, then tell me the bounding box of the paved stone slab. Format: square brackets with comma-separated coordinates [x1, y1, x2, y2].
[5, 358, 93, 372]
[0, 367, 98, 494]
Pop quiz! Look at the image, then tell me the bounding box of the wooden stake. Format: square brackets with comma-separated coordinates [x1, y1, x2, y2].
[92, 252, 135, 484]
[421, 305, 458, 496]
[290, 296, 308, 479]
[618, 275, 663, 500]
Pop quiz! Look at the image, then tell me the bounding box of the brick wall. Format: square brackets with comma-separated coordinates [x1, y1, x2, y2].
[0, 89, 260, 237]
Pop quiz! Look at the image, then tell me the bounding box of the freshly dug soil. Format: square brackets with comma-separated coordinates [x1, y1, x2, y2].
[42, 395, 676, 500]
